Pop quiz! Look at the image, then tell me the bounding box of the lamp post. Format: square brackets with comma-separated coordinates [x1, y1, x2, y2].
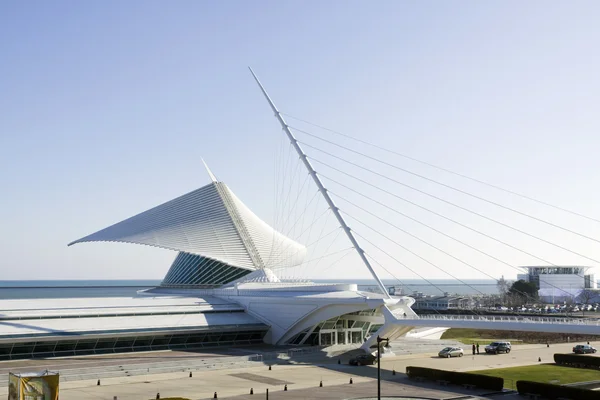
[377, 335, 389, 400]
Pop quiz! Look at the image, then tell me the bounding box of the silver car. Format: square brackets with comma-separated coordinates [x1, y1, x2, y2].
[438, 347, 464, 358]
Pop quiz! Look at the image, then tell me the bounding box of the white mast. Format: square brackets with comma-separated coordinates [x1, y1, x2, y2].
[201, 158, 218, 183]
[249, 67, 390, 298]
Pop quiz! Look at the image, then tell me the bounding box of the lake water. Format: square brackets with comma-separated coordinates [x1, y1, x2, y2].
[0, 279, 498, 299]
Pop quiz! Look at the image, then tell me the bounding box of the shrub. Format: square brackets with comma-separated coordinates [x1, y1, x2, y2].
[554, 353, 600, 369]
[517, 380, 600, 400]
[406, 366, 503, 391]
[406, 366, 436, 380]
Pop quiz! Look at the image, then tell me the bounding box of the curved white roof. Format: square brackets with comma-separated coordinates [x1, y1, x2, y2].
[69, 182, 306, 271]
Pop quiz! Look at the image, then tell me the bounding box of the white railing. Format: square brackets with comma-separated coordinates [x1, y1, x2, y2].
[406, 315, 600, 326]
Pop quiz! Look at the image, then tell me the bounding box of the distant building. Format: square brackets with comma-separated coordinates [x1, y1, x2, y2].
[517, 266, 597, 302]
[413, 295, 474, 311]
[388, 286, 404, 296]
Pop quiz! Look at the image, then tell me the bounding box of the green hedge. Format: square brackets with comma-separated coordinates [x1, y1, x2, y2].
[405, 366, 503, 391]
[554, 353, 600, 369]
[517, 380, 600, 400]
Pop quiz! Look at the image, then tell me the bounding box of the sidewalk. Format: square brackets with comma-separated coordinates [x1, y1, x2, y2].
[0, 341, 582, 399]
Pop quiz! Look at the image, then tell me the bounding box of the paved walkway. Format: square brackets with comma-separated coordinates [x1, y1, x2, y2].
[0, 341, 593, 399]
[2, 363, 489, 400]
[222, 380, 489, 400]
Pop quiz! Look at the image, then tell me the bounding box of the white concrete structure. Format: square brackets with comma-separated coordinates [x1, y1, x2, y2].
[58, 166, 600, 360]
[6, 71, 597, 362]
[0, 158, 420, 360]
[0, 295, 270, 360]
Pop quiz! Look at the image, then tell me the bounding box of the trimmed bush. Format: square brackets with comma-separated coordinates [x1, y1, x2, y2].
[554, 353, 600, 369]
[406, 366, 503, 391]
[517, 380, 600, 400]
[406, 366, 436, 380]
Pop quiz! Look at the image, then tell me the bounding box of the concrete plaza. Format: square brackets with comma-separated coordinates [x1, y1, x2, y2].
[0, 340, 594, 399]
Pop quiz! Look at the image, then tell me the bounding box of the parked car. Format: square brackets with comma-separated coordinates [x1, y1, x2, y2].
[573, 344, 597, 354]
[438, 347, 464, 358]
[349, 354, 377, 366]
[485, 341, 511, 354]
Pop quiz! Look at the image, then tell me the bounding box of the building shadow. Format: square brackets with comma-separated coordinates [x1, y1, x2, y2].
[314, 363, 494, 398]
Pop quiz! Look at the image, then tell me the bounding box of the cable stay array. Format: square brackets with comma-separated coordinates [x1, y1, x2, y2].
[262, 111, 599, 308]
[282, 112, 600, 225]
[295, 131, 600, 245]
[306, 152, 600, 266]
[264, 130, 350, 281]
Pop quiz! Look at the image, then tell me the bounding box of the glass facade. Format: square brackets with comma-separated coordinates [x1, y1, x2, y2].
[161, 252, 251, 288]
[0, 329, 267, 361]
[286, 314, 372, 346]
[528, 267, 586, 275]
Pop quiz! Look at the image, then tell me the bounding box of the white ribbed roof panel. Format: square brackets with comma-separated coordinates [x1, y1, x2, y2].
[69, 181, 306, 272]
[224, 185, 306, 269]
[69, 183, 255, 269]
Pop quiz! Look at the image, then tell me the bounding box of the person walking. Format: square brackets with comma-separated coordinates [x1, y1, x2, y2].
[472, 343, 476, 355]
[476, 343, 480, 354]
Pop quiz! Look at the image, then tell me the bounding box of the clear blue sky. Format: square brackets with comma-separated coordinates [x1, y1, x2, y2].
[1, 1, 599, 280]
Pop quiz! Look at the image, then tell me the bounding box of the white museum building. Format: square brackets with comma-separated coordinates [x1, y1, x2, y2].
[0, 171, 444, 361]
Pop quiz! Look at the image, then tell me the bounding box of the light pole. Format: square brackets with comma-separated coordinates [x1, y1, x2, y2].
[377, 335, 389, 400]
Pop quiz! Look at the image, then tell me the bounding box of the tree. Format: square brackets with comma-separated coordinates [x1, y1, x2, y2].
[497, 276, 510, 302]
[508, 280, 538, 305]
[481, 294, 501, 309]
[505, 292, 522, 308]
[578, 290, 599, 316]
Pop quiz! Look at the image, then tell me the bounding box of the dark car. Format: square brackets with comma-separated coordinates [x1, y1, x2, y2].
[349, 354, 377, 366]
[485, 341, 511, 354]
[573, 344, 597, 354]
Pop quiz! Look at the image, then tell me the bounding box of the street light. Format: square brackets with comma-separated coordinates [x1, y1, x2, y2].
[377, 335, 389, 400]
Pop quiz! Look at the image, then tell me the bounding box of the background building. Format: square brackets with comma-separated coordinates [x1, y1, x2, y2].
[518, 266, 597, 302]
[412, 294, 474, 311]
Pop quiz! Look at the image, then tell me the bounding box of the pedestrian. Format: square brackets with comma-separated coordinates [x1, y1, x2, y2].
[472, 343, 476, 355]
[476, 343, 480, 354]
